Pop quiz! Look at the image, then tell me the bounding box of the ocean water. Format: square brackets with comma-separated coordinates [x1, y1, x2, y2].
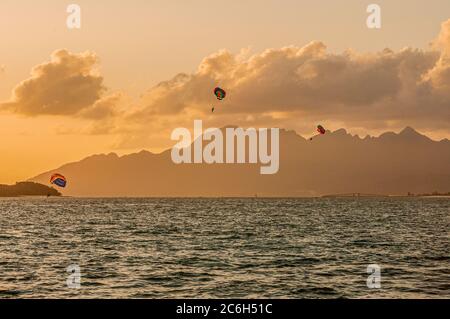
[0, 197, 448, 299]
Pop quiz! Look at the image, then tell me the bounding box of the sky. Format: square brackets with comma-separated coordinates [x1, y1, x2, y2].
[0, 0, 449, 183]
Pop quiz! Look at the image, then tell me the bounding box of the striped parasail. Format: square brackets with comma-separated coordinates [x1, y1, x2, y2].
[50, 173, 67, 188]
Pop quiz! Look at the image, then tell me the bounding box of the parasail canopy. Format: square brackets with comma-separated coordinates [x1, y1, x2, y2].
[213, 87, 226, 100]
[50, 173, 67, 188]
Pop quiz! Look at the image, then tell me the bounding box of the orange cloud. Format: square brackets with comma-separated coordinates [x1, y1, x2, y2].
[132, 19, 450, 133]
[426, 19, 450, 92]
[2, 20, 450, 151]
[77, 92, 123, 120]
[1, 50, 117, 118]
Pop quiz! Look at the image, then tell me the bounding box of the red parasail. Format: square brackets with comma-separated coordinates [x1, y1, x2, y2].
[310, 125, 326, 141]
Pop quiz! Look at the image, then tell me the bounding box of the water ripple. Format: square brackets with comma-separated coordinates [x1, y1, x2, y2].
[0, 197, 448, 298]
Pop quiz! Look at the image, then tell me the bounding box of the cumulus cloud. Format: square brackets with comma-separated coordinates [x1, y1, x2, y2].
[132, 19, 450, 133]
[1, 50, 114, 117]
[77, 92, 123, 120]
[426, 19, 450, 92]
[2, 20, 450, 148]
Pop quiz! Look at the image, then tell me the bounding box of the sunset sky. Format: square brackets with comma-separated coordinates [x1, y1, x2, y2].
[0, 0, 449, 183]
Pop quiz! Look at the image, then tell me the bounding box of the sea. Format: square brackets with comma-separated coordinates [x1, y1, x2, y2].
[0, 197, 448, 298]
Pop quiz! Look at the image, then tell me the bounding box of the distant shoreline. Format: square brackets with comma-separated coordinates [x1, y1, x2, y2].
[1, 195, 448, 199]
[322, 192, 450, 198]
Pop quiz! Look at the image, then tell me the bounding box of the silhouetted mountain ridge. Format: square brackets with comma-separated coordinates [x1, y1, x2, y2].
[29, 127, 450, 197]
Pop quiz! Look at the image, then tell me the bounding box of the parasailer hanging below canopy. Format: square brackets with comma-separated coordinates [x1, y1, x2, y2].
[50, 173, 67, 188]
[317, 125, 326, 135]
[309, 125, 326, 141]
[213, 87, 226, 100]
[211, 87, 226, 113]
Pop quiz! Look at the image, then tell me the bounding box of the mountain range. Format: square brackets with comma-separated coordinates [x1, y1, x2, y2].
[30, 127, 450, 197]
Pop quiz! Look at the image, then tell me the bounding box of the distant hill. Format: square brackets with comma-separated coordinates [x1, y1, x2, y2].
[0, 182, 61, 197]
[29, 127, 450, 197]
